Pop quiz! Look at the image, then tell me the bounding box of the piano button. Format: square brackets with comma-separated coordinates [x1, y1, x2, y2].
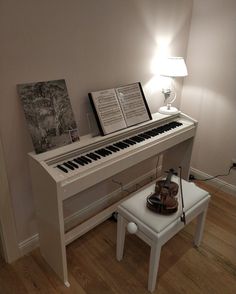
[81, 156, 92, 163]
[68, 161, 79, 168]
[63, 162, 75, 170]
[56, 165, 68, 173]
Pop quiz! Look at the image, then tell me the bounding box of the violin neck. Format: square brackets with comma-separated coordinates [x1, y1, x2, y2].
[164, 168, 174, 188]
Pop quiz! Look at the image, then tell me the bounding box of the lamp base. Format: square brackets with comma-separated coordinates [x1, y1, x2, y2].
[158, 106, 179, 115]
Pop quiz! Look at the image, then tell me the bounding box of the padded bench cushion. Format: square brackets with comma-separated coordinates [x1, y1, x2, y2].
[118, 176, 209, 233]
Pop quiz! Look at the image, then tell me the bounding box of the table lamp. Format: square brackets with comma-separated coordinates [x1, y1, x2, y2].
[159, 57, 188, 115]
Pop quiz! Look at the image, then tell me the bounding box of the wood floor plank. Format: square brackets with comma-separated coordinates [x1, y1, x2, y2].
[0, 262, 28, 294]
[1, 181, 236, 293]
[13, 254, 58, 294]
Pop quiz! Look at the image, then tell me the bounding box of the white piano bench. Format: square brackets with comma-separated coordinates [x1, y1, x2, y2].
[116, 177, 210, 292]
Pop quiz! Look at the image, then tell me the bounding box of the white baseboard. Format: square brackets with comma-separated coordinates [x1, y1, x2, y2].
[18, 233, 39, 256]
[18, 168, 159, 256]
[190, 167, 236, 197]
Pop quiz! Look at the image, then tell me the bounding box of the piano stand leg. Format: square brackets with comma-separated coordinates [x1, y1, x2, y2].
[64, 281, 70, 287]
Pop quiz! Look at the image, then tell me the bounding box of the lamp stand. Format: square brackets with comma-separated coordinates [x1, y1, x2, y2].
[159, 78, 179, 115]
[158, 105, 179, 115]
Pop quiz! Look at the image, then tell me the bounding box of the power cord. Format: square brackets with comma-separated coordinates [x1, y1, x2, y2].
[191, 165, 235, 182]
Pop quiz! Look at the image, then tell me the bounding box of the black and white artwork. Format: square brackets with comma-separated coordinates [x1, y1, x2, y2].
[18, 79, 79, 154]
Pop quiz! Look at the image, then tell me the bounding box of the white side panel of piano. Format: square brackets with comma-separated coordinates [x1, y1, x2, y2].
[28, 157, 69, 286]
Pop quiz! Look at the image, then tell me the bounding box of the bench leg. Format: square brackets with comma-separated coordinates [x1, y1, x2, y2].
[116, 214, 126, 261]
[148, 241, 161, 292]
[194, 207, 208, 247]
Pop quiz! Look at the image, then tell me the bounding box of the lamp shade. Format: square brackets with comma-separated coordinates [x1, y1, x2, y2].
[160, 57, 188, 77]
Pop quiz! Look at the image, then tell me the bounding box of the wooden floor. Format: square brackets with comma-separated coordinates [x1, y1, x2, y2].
[1, 182, 236, 294]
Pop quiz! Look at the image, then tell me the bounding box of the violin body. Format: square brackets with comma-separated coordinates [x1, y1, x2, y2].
[147, 169, 179, 215]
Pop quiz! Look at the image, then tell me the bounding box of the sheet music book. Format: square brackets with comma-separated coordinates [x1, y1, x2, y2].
[89, 82, 152, 135]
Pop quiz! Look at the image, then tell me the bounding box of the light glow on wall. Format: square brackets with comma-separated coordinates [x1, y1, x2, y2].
[144, 36, 172, 98]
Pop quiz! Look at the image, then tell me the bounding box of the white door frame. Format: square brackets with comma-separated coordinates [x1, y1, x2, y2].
[0, 134, 20, 262]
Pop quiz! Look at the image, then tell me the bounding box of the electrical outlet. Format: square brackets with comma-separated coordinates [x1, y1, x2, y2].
[231, 159, 236, 169]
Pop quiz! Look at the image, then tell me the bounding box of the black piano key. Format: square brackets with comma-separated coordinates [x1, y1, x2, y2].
[97, 148, 111, 156]
[130, 136, 143, 143]
[68, 161, 79, 168]
[106, 145, 119, 152]
[104, 149, 112, 155]
[85, 153, 96, 160]
[81, 156, 92, 163]
[157, 127, 165, 133]
[135, 136, 144, 142]
[102, 148, 112, 155]
[74, 158, 85, 166]
[63, 162, 75, 170]
[56, 165, 68, 173]
[114, 142, 123, 149]
[139, 133, 151, 139]
[124, 139, 136, 145]
[114, 142, 128, 149]
[56, 121, 183, 173]
[86, 153, 100, 160]
[78, 157, 90, 164]
[121, 140, 133, 146]
[95, 149, 107, 157]
[120, 142, 129, 148]
[151, 128, 161, 135]
[90, 152, 100, 159]
[145, 130, 156, 137]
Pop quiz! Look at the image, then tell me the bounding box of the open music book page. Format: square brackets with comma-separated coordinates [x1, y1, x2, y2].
[89, 82, 151, 135]
[115, 83, 151, 127]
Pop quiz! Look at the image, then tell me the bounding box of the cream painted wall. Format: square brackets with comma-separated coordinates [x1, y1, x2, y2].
[181, 0, 236, 186]
[0, 0, 192, 244]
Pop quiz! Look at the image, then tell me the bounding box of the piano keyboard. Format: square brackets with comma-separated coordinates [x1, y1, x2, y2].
[54, 120, 183, 175]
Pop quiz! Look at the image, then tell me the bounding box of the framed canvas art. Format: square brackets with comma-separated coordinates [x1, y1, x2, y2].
[18, 79, 79, 154]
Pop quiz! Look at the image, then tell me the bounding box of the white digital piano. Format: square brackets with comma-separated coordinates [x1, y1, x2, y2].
[28, 111, 197, 286]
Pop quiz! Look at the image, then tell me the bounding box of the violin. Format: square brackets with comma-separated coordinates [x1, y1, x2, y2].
[147, 168, 179, 214]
